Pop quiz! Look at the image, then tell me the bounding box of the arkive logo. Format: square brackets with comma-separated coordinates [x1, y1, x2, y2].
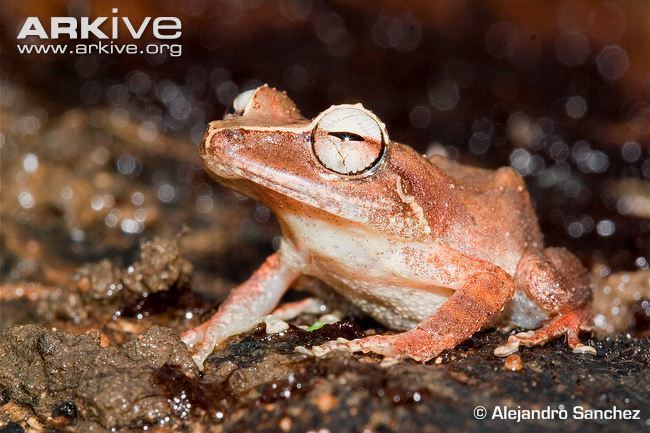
[17, 8, 181, 40]
[16, 8, 183, 57]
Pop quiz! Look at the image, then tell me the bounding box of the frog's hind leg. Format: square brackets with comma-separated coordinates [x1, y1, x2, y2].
[494, 247, 596, 357]
[312, 268, 515, 362]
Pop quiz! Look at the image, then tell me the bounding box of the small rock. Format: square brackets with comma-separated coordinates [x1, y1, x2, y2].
[263, 315, 290, 334]
[503, 353, 524, 371]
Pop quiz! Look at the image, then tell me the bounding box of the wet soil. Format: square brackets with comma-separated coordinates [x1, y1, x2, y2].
[1, 320, 648, 433]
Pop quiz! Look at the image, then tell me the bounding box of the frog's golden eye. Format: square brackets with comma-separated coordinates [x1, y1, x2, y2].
[224, 89, 256, 118]
[312, 107, 386, 175]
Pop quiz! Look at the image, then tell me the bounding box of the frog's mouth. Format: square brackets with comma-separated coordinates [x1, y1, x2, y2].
[203, 156, 394, 226]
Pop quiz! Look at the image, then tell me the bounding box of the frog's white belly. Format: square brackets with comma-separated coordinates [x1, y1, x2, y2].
[317, 276, 449, 330]
[280, 213, 461, 329]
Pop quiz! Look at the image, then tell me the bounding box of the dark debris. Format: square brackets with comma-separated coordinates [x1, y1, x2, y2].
[1, 321, 647, 432]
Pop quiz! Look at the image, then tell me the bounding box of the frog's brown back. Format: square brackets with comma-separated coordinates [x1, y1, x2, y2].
[428, 155, 519, 191]
[428, 154, 545, 273]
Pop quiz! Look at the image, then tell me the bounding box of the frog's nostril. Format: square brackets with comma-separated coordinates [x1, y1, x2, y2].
[223, 102, 237, 118]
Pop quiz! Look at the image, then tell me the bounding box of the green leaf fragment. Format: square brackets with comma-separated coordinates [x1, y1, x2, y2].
[307, 321, 326, 332]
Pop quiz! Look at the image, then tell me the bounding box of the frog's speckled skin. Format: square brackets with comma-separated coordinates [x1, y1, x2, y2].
[182, 85, 595, 369]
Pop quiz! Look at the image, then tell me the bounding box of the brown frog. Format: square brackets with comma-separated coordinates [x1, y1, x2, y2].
[182, 85, 595, 369]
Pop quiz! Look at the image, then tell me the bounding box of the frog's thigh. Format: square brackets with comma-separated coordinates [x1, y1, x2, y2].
[514, 247, 591, 312]
[313, 267, 514, 362]
[495, 248, 595, 357]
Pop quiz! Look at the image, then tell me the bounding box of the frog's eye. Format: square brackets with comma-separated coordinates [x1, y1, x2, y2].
[224, 89, 256, 118]
[312, 107, 386, 175]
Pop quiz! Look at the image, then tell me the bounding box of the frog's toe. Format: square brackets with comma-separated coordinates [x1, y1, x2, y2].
[379, 357, 401, 368]
[181, 324, 225, 370]
[190, 341, 216, 370]
[566, 328, 597, 355]
[572, 343, 597, 355]
[310, 338, 353, 357]
[181, 324, 206, 347]
[493, 331, 542, 356]
[494, 336, 521, 357]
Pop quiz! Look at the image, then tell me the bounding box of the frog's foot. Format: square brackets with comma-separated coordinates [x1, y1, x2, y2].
[310, 330, 448, 363]
[494, 308, 596, 357]
[311, 334, 402, 362]
[181, 321, 208, 347]
[181, 323, 228, 369]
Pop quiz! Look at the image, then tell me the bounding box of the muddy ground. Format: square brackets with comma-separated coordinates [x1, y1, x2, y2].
[2, 1, 650, 432]
[1, 224, 648, 433]
[1, 318, 649, 433]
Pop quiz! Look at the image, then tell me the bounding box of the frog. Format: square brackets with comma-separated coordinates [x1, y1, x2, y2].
[181, 85, 595, 369]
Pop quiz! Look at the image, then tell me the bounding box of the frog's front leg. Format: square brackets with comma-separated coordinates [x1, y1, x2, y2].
[312, 269, 514, 362]
[182, 250, 300, 369]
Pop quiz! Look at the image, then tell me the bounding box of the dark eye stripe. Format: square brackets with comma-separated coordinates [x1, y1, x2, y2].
[328, 131, 365, 142]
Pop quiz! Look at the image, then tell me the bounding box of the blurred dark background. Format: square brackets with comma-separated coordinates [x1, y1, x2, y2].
[1, 0, 648, 289]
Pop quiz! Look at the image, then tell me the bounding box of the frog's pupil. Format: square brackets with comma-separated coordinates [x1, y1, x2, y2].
[328, 131, 364, 142]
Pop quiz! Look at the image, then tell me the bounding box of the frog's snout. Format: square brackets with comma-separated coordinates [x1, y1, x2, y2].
[199, 124, 242, 179]
[199, 123, 235, 161]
